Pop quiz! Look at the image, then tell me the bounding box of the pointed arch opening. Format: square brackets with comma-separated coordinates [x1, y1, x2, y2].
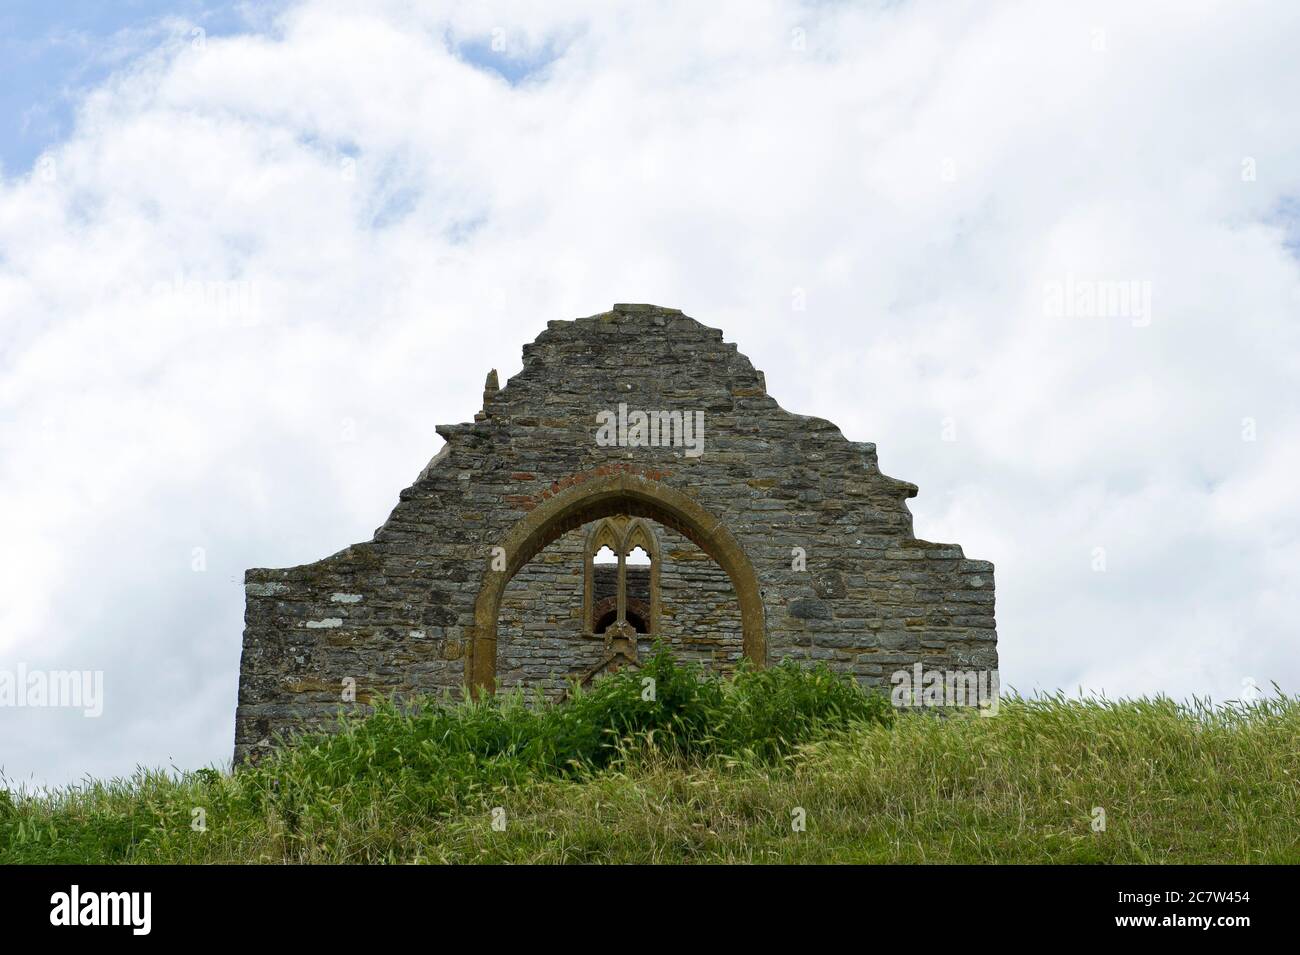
[469, 472, 765, 694]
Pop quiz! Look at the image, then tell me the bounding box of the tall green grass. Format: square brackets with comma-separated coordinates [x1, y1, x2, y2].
[2, 649, 1296, 864]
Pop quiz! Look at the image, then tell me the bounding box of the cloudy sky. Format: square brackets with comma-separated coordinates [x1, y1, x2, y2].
[2, 0, 1298, 790]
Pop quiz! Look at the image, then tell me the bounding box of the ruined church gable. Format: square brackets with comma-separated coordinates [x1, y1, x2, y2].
[236, 304, 996, 762]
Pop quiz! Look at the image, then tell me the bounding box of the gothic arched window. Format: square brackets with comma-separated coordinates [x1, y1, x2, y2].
[582, 517, 659, 636]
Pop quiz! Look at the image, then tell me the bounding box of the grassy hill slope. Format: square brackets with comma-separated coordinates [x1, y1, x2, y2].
[3, 650, 1297, 864]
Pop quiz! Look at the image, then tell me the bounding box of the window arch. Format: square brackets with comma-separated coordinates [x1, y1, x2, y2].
[469, 470, 767, 695]
[582, 516, 660, 636]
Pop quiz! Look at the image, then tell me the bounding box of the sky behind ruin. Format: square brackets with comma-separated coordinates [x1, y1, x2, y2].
[3, 0, 1299, 788]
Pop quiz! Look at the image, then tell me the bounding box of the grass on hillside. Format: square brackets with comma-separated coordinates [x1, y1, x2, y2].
[2, 647, 1297, 864]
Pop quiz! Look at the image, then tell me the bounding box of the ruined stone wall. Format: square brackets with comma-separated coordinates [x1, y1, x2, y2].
[496, 527, 593, 696]
[496, 522, 743, 697]
[655, 527, 745, 669]
[235, 304, 996, 764]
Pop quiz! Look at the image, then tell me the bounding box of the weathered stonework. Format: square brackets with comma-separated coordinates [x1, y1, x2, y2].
[497, 523, 745, 698]
[235, 304, 997, 763]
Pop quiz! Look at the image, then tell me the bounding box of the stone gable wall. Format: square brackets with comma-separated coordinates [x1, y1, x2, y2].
[235, 304, 996, 763]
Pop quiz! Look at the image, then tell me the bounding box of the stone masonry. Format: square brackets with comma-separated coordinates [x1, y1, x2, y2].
[235, 304, 997, 764]
[498, 523, 745, 698]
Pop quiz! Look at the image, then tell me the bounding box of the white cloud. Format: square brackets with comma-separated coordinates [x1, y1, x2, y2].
[3, 0, 1299, 787]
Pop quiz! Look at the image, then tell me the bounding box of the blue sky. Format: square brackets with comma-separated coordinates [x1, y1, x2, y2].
[0, 1, 555, 176]
[0, 2, 270, 174]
